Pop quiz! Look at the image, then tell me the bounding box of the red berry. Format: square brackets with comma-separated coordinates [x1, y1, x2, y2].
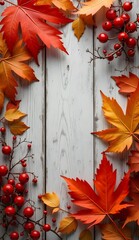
[24, 222, 35, 232]
[23, 207, 34, 218]
[2, 145, 12, 155]
[118, 32, 129, 41]
[22, 162, 27, 167]
[98, 33, 108, 43]
[30, 230, 40, 239]
[13, 136, 17, 141]
[126, 22, 137, 33]
[52, 218, 56, 223]
[123, 1, 132, 11]
[127, 49, 135, 57]
[10, 231, 19, 240]
[113, 17, 124, 28]
[106, 9, 117, 20]
[0, 1, 5, 5]
[5, 206, 16, 216]
[15, 183, 25, 193]
[43, 224, 51, 232]
[3, 184, 14, 195]
[0, 165, 8, 176]
[107, 54, 114, 61]
[116, 50, 122, 56]
[1, 195, 11, 204]
[121, 13, 130, 23]
[38, 194, 42, 200]
[19, 172, 29, 184]
[32, 178, 37, 184]
[43, 210, 47, 215]
[126, 37, 137, 48]
[14, 196, 25, 207]
[102, 21, 112, 31]
[103, 49, 107, 55]
[8, 179, 15, 185]
[27, 143, 32, 149]
[114, 43, 121, 50]
[67, 205, 71, 210]
[0, 127, 6, 133]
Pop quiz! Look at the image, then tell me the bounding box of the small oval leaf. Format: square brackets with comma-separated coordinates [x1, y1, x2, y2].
[58, 216, 78, 234]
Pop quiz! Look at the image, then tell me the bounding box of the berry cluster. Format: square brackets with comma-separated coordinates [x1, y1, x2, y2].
[0, 128, 60, 240]
[95, 1, 139, 61]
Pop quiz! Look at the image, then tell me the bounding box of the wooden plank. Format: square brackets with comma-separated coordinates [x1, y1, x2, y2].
[46, 24, 94, 238]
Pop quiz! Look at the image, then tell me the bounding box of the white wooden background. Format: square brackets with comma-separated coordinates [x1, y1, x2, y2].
[1, 0, 139, 239]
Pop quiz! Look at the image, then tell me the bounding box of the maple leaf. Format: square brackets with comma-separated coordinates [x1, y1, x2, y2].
[101, 223, 131, 240]
[72, 17, 85, 41]
[41, 192, 60, 208]
[79, 229, 92, 240]
[36, 0, 76, 11]
[78, 0, 115, 16]
[62, 154, 130, 227]
[0, 33, 37, 104]
[112, 72, 139, 94]
[58, 216, 78, 234]
[1, 0, 72, 61]
[92, 86, 139, 152]
[128, 143, 139, 172]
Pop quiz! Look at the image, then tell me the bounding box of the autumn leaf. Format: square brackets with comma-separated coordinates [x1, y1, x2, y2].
[72, 17, 85, 41]
[0, 91, 4, 112]
[41, 192, 60, 208]
[92, 86, 139, 152]
[36, 0, 76, 11]
[80, 14, 95, 26]
[124, 194, 139, 226]
[58, 216, 78, 234]
[128, 143, 139, 172]
[101, 223, 131, 240]
[112, 72, 139, 94]
[5, 108, 27, 122]
[79, 229, 92, 240]
[78, 0, 115, 16]
[9, 121, 29, 135]
[0, 33, 37, 103]
[62, 154, 130, 227]
[1, 0, 72, 61]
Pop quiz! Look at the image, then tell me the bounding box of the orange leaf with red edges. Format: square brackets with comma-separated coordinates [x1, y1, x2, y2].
[112, 72, 139, 94]
[92, 85, 139, 152]
[1, 0, 72, 62]
[62, 154, 130, 228]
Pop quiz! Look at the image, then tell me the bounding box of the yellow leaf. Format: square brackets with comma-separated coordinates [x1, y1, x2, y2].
[58, 216, 78, 234]
[80, 14, 95, 26]
[36, 0, 76, 11]
[79, 229, 92, 240]
[78, 0, 115, 16]
[5, 108, 27, 122]
[9, 121, 29, 135]
[72, 17, 85, 41]
[52, 207, 60, 214]
[101, 223, 131, 240]
[41, 192, 60, 208]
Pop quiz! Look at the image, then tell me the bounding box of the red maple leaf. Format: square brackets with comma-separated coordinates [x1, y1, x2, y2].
[62, 154, 130, 227]
[1, 0, 72, 62]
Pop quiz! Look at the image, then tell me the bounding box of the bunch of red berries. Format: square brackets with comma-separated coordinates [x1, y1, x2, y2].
[0, 128, 54, 240]
[97, 1, 139, 61]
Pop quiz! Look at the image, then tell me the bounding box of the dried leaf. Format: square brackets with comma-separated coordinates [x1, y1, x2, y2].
[72, 17, 85, 41]
[41, 192, 60, 208]
[62, 154, 130, 227]
[9, 121, 29, 135]
[79, 229, 92, 240]
[52, 207, 60, 214]
[5, 108, 27, 122]
[36, 0, 76, 11]
[112, 72, 139, 94]
[58, 216, 78, 234]
[128, 143, 139, 172]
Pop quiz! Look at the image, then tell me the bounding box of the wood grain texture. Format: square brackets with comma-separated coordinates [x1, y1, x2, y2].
[46, 23, 94, 239]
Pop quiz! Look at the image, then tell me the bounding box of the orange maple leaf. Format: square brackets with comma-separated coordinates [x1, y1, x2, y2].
[0, 33, 37, 105]
[62, 154, 130, 227]
[78, 0, 115, 16]
[128, 143, 139, 172]
[36, 0, 76, 11]
[112, 72, 139, 94]
[92, 86, 139, 152]
[1, 0, 72, 61]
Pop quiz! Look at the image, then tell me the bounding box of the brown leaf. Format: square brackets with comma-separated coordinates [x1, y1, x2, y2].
[101, 223, 131, 240]
[79, 229, 92, 240]
[5, 108, 27, 122]
[9, 121, 29, 135]
[72, 17, 85, 41]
